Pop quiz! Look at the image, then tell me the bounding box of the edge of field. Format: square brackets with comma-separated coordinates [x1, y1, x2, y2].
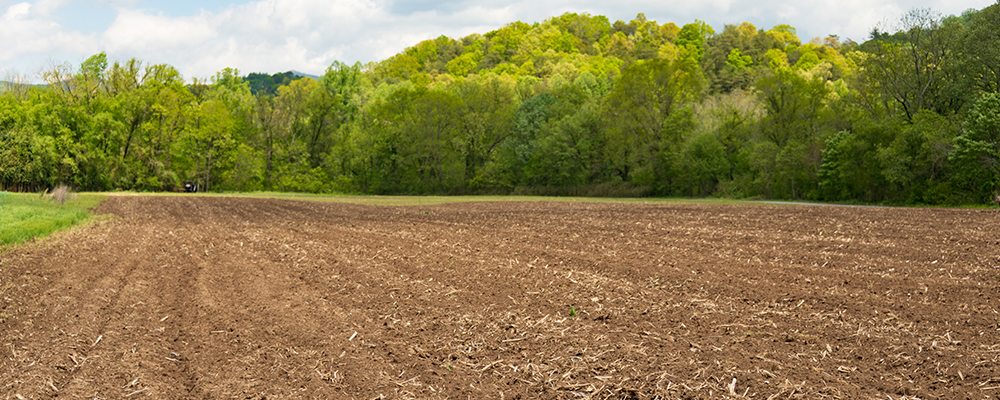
[4, 191, 751, 250]
[8, 190, 990, 250]
[107, 191, 995, 208]
[0, 192, 109, 250]
[103, 191, 757, 207]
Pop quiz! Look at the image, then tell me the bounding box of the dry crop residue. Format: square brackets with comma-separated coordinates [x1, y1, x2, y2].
[1, 197, 999, 399]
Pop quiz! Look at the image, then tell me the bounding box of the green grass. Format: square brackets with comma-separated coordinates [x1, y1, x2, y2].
[0, 192, 107, 248]
[108, 191, 752, 207]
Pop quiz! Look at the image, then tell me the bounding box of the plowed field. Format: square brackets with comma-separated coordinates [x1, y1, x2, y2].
[2, 197, 999, 399]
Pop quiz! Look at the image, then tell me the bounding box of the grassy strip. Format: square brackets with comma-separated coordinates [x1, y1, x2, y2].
[109, 191, 751, 207]
[187, 192, 986, 209]
[0, 192, 107, 248]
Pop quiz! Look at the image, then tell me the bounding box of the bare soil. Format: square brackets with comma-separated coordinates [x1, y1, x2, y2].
[2, 197, 1000, 399]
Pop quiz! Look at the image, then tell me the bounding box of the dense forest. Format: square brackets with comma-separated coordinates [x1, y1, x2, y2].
[2, 5, 999, 204]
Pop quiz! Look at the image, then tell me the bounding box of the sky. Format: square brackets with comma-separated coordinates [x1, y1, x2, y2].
[1, 0, 994, 83]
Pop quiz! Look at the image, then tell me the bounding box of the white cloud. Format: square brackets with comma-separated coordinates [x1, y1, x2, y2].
[1, 1, 96, 70]
[103, 9, 215, 51]
[26, 0, 66, 16]
[3, 2, 31, 19]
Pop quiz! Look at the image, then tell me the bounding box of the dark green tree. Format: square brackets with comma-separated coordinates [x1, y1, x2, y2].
[951, 93, 1000, 203]
[603, 57, 702, 190]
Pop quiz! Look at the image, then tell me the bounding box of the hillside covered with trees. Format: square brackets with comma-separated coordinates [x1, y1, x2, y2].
[2, 5, 999, 204]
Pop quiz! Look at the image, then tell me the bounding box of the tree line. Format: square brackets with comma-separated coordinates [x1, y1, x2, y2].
[2, 5, 999, 204]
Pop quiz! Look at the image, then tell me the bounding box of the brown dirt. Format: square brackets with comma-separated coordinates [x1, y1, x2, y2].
[1, 197, 999, 399]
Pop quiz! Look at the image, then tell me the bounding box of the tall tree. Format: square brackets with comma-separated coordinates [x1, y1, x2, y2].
[964, 3, 1000, 95]
[950, 93, 1000, 203]
[862, 9, 958, 120]
[451, 75, 517, 186]
[603, 57, 702, 189]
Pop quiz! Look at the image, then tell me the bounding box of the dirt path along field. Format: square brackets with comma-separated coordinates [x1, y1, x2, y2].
[1, 197, 999, 399]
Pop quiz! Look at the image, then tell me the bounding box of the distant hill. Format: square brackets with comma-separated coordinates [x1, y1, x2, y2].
[290, 70, 319, 79]
[0, 81, 40, 92]
[244, 70, 318, 95]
